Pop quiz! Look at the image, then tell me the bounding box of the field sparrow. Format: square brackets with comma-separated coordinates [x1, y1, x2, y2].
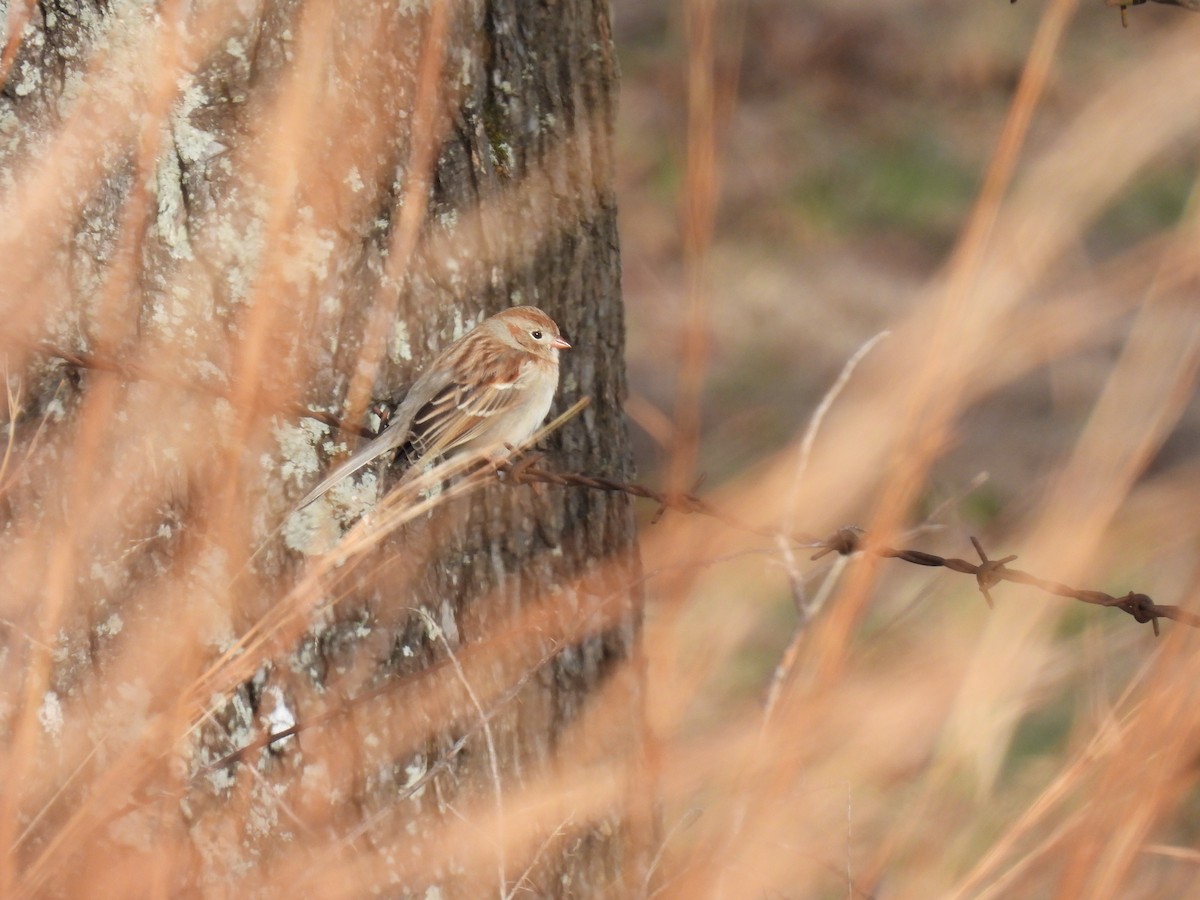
[298, 306, 570, 508]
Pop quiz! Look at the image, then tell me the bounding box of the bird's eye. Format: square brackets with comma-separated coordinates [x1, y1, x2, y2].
[531, 330, 543, 340]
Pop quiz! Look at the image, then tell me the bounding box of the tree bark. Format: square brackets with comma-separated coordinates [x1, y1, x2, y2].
[0, 0, 646, 896]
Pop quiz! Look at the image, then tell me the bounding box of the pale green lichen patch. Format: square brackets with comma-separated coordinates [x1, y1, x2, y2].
[44, 395, 68, 422]
[438, 598, 459, 646]
[95, 679, 153, 752]
[154, 134, 193, 260]
[274, 418, 328, 487]
[107, 806, 156, 852]
[191, 545, 235, 651]
[261, 685, 296, 751]
[224, 36, 248, 67]
[37, 690, 63, 738]
[418, 607, 441, 642]
[245, 782, 280, 837]
[329, 471, 381, 520]
[215, 202, 266, 308]
[300, 759, 335, 807]
[281, 209, 336, 288]
[451, 305, 482, 341]
[172, 80, 224, 165]
[0, 104, 19, 165]
[12, 55, 41, 97]
[396, 0, 434, 16]
[389, 318, 412, 362]
[282, 466, 377, 557]
[403, 753, 428, 801]
[283, 505, 330, 556]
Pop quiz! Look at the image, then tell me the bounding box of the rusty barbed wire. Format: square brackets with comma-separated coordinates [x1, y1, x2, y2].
[501, 451, 722, 525]
[503, 460, 1200, 635]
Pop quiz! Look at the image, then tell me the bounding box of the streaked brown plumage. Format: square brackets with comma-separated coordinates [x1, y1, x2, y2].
[298, 306, 569, 508]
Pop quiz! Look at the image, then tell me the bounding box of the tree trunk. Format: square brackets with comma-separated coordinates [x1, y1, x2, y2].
[0, 0, 646, 896]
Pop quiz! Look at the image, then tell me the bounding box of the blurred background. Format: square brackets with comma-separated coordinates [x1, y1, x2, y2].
[608, 1, 1200, 894]
[616, 0, 1198, 497]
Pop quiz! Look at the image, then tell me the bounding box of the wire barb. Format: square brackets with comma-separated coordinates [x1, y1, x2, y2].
[499, 461, 1200, 633]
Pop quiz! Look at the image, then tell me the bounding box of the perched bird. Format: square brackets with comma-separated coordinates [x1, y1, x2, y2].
[298, 306, 570, 508]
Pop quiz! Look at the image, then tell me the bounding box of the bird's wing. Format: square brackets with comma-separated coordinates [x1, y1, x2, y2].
[296, 353, 526, 510]
[405, 360, 525, 460]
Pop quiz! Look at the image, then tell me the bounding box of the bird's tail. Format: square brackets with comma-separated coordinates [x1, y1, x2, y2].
[296, 428, 399, 509]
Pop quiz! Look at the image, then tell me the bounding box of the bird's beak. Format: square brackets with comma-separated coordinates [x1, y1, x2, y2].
[552, 336, 571, 350]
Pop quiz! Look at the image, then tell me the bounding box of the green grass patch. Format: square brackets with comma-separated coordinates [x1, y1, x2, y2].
[791, 134, 978, 243]
[1092, 165, 1193, 253]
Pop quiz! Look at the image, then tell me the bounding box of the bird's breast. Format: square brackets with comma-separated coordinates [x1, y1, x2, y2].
[505, 358, 559, 443]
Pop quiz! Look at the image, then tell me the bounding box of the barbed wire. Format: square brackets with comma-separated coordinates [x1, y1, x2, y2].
[502, 458, 1200, 635]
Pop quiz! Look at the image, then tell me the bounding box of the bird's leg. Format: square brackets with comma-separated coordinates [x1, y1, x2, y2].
[495, 448, 545, 483]
[368, 401, 393, 436]
[491, 445, 542, 480]
[489, 444, 517, 480]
